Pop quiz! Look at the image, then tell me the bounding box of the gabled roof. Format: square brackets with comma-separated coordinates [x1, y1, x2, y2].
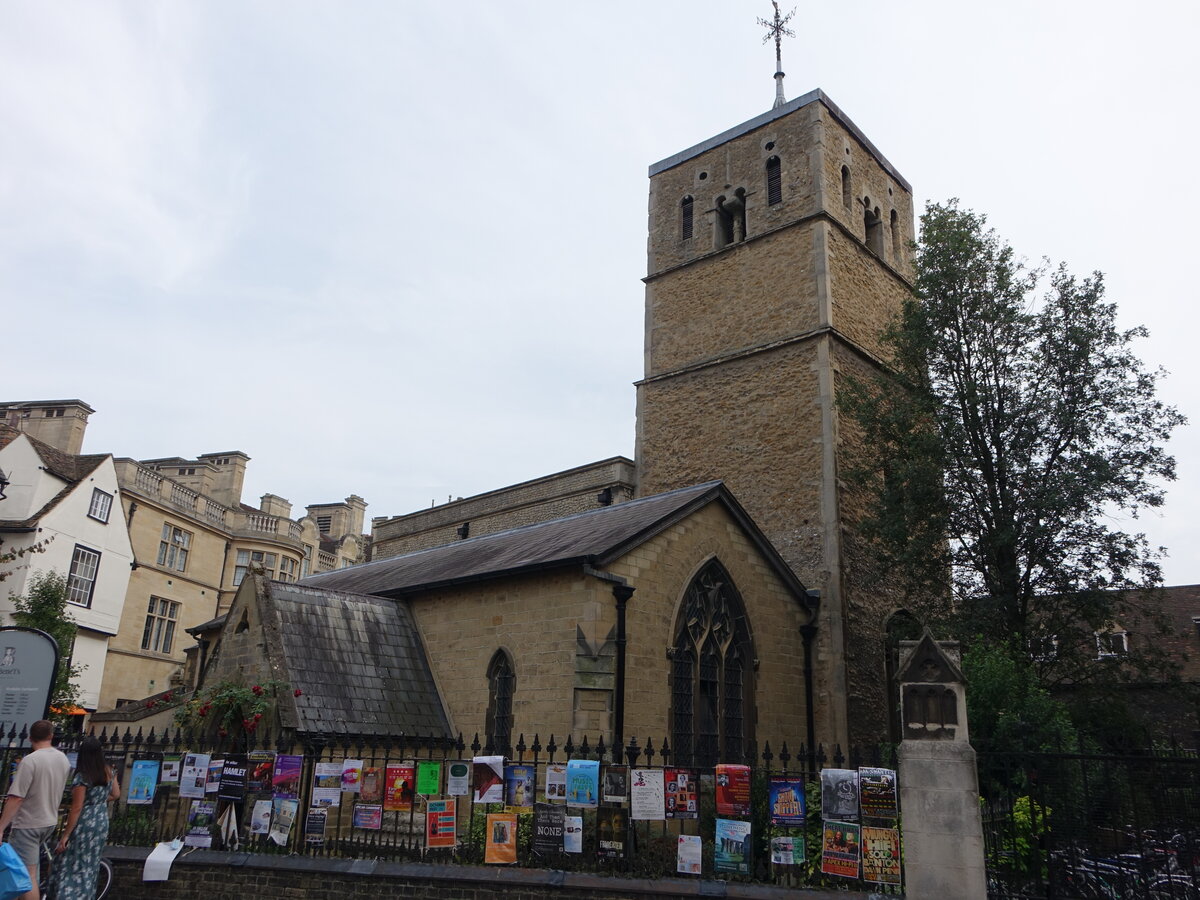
[0, 424, 109, 530]
[258, 580, 453, 738]
[303, 481, 811, 601]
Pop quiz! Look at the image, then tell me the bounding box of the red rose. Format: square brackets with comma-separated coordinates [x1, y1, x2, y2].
[293, 689, 303, 697]
[251, 685, 264, 696]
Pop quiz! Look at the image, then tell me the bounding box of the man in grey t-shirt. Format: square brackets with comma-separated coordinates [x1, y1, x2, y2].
[0, 720, 71, 900]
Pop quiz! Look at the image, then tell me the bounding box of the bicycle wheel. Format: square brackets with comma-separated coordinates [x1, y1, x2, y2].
[94, 857, 113, 899]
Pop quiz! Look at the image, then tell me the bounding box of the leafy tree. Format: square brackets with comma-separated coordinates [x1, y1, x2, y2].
[8, 570, 84, 719]
[843, 201, 1185, 695]
[0, 537, 51, 583]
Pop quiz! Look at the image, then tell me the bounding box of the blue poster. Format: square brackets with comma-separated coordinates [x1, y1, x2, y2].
[127, 759, 160, 805]
[768, 777, 806, 826]
[565, 759, 599, 808]
[715, 818, 752, 874]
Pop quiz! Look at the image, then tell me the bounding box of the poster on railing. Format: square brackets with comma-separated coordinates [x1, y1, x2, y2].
[446, 760, 469, 796]
[185, 799, 217, 848]
[768, 777, 806, 826]
[304, 808, 326, 847]
[820, 769, 859, 821]
[563, 816, 583, 853]
[485, 812, 518, 864]
[505, 763, 535, 809]
[384, 763, 415, 811]
[360, 766, 383, 803]
[249, 798, 272, 834]
[861, 825, 901, 885]
[425, 799, 457, 849]
[269, 798, 298, 846]
[664, 767, 697, 819]
[473, 755, 505, 804]
[340, 758, 363, 793]
[128, 759, 160, 805]
[219, 754, 248, 802]
[544, 763, 566, 801]
[416, 760, 441, 796]
[179, 752, 210, 799]
[597, 806, 628, 860]
[206, 758, 224, 794]
[630, 768, 664, 820]
[565, 759, 599, 808]
[272, 754, 303, 800]
[677, 834, 702, 875]
[771, 835, 803, 865]
[531, 802, 564, 855]
[248, 751, 274, 793]
[352, 803, 382, 830]
[820, 820, 861, 879]
[311, 762, 342, 807]
[858, 767, 898, 821]
[161, 754, 181, 783]
[715, 764, 751, 816]
[714, 818, 752, 874]
[601, 765, 628, 803]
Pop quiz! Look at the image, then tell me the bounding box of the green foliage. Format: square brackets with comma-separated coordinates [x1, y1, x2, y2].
[0, 537, 52, 583]
[174, 678, 290, 736]
[985, 795, 1051, 877]
[963, 641, 1076, 758]
[8, 569, 84, 721]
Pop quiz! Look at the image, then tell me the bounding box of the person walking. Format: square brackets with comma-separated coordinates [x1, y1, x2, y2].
[53, 737, 118, 900]
[0, 719, 72, 900]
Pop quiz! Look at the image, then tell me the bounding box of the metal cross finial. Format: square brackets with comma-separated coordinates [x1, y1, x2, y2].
[757, 1, 796, 108]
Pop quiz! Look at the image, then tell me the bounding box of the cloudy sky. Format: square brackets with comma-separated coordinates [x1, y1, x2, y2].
[4, 1, 1198, 584]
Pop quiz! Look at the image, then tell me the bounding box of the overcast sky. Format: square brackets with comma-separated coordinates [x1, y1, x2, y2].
[4, 1, 1197, 584]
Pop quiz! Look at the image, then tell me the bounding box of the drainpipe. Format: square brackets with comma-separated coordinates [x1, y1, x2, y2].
[612, 583, 635, 755]
[800, 589, 821, 773]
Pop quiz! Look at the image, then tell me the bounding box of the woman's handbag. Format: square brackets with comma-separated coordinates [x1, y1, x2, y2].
[0, 842, 32, 900]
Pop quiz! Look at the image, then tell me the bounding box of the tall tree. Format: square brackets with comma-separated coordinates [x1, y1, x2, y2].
[8, 570, 84, 719]
[843, 201, 1185, 689]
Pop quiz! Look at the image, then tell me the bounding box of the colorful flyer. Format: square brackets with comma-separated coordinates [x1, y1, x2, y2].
[768, 777, 806, 826]
[563, 815, 583, 854]
[249, 799, 272, 834]
[269, 798, 298, 846]
[341, 758, 363, 793]
[715, 764, 751, 816]
[127, 759, 160, 805]
[859, 767, 898, 820]
[312, 761, 342, 807]
[601, 765, 628, 804]
[771, 835, 804, 865]
[566, 759, 599, 808]
[304, 808, 326, 847]
[425, 798, 457, 849]
[473, 755, 505, 804]
[821, 820, 861, 879]
[861, 825, 902, 884]
[205, 758, 223, 794]
[597, 806, 628, 860]
[416, 760, 442, 796]
[184, 799, 216, 848]
[352, 803, 383, 830]
[446, 761, 470, 796]
[544, 763, 567, 801]
[630, 768, 665, 820]
[714, 818, 752, 874]
[485, 812, 518, 864]
[247, 751, 275, 793]
[219, 754, 247, 802]
[179, 752, 210, 799]
[360, 766, 383, 803]
[505, 764, 535, 809]
[821, 769, 859, 821]
[272, 754, 303, 800]
[665, 768, 698, 819]
[160, 754, 181, 783]
[677, 834, 703, 875]
[531, 802, 565, 855]
[384, 763, 415, 811]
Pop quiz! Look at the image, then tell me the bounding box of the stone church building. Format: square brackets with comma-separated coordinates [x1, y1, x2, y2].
[112, 86, 915, 758]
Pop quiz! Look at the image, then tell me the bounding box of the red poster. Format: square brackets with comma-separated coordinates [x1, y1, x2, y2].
[384, 763, 415, 812]
[715, 764, 751, 816]
[425, 799, 457, 849]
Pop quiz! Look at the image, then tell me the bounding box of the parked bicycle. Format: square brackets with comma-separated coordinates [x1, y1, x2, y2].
[37, 838, 112, 900]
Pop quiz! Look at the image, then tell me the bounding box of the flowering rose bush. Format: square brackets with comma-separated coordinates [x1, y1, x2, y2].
[174, 679, 291, 735]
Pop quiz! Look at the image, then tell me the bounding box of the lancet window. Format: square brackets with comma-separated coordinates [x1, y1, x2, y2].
[485, 649, 515, 755]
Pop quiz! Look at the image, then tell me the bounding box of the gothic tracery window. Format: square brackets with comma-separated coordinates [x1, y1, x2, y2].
[485, 649, 515, 755]
[670, 560, 754, 766]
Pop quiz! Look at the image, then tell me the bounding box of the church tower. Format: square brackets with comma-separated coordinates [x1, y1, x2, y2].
[635, 88, 915, 749]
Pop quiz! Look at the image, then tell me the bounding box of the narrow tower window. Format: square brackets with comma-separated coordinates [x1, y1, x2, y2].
[485, 649, 515, 755]
[864, 201, 884, 256]
[890, 209, 901, 262]
[681, 196, 694, 240]
[715, 190, 747, 249]
[841, 166, 852, 208]
[765, 156, 782, 206]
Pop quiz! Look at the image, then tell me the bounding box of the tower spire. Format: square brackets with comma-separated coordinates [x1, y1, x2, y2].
[758, 2, 796, 109]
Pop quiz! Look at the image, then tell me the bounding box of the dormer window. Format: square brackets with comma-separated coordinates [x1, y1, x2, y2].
[1096, 631, 1129, 658]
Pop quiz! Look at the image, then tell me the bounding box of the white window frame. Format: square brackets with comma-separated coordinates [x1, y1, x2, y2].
[141, 597, 180, 654]
[1096, 631, 1129, 658]
[277, 557, 299, 583]
[87, 488, 113, 523]
[233, 549, 277, 586]
[66, 545, 101, 607]
[157, 523, 191, 572]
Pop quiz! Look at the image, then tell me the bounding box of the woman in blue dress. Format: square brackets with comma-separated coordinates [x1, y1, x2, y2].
[54, 736, 119, 899]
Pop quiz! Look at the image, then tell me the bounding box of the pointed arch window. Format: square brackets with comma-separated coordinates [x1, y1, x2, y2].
[841, 165, 852, 208]
[681, 195, 694, 240]
[485, 649, 515, 755]
[765, 156, 782, 205]
[670, 560, 754, 766]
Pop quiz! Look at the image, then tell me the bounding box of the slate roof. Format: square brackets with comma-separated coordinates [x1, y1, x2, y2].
[302, 481, 810, 600]
[0, 424, 108, 530]
[264, 581, 453, 738]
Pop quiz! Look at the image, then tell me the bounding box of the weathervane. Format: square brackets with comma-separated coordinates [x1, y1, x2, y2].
[758, 1, 796, 109]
